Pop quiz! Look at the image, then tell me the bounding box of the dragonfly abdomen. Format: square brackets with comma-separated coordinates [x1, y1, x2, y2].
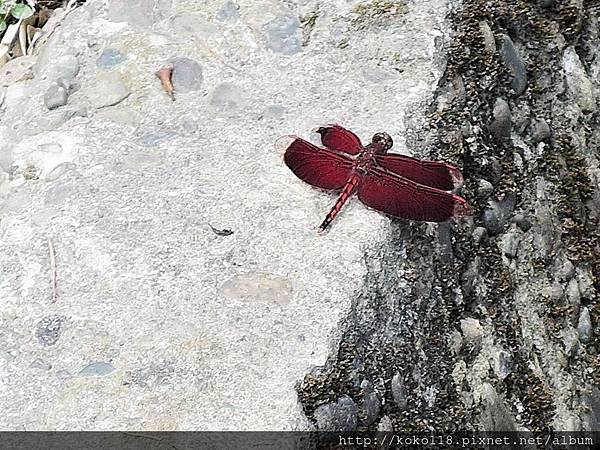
[318, 172, 362, 232]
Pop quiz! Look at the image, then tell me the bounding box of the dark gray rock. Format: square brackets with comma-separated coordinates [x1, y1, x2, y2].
[532, 119, 551, 143]
[391, 372, 408, 410]
[500, 35, 527, 95]
[314, 395, 359, 431]
[489, 98, 511, 142]
[512, 213, 532, 232]
[170, 58, 203, 93]
[35, 315, 66, 346]
[96, 48, 127, 68]
[477, 179, 494, 198]
[264, 15, 301, 55]
[538, 0, 554, 8]
[360, 380, 380, 426]
[480, 390, 517, 431]
[483, 194, 516, 236]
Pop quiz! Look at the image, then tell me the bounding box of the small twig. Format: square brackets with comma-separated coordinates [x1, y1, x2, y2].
[47, 237, 57, 302]
[208, 223, 234, 236]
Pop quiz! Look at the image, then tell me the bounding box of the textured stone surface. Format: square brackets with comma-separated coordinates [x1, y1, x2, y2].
[0, 0, 449, 431]
[1, 0, 598, 435]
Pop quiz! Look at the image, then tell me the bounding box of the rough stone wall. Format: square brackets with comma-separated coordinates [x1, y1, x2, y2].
[299, 0, 599, 434]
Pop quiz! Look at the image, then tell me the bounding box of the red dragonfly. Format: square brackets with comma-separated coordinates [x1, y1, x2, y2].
[279, 125, 470, 232]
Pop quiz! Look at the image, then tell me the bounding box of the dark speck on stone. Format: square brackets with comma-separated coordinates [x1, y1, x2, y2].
[500, 35, 527, 95]
[169, 58, 204, 93]
[79, 361, 115, 376]
[489, 98, 511, 142]
[96, 48, 127, 68]
[314, 395, 358, 431]
[35, 315, 66, 346]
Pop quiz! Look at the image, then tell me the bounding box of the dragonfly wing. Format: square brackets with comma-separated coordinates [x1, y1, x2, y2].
[358, 168, 470, 222]
[316, 124, 363, 155]
[375, 154, 463, 191]
[280, 136, 353, 190]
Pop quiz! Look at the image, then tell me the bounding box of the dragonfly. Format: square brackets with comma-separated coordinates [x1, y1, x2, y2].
[279, 124, 471, 232]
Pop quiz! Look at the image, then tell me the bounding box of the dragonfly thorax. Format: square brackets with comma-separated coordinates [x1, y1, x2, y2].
[371, 132, 393, 153]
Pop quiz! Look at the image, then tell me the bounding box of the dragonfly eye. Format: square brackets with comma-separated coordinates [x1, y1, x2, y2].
[372, 132, 393, 151]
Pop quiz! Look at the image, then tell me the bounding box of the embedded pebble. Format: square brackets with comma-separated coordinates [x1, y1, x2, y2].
[562, 47, 597, 112]
[500, 231, 519, 259]
[577, 307, 591, 343]
[30, 358, 52, 370]
[96, 48, 127, 68]
[490, 349, 514, 380]
[472, 226, 488, 244]
[478, 21, 496, 53]
[79, 361, 116, 376]
[87, 73, 130, 108]
[264, 15, 301, 55]
[489, 98, 512, 142]
[477, 179, 494, 197]
[217, 1, 240, 21]
[513, 213, 532, 232]
[483, 194, 516, 236]
[360, 380, 380, 426]
[532, 119, 551, 143]
[550, 282, 564, 303]
[44, 82, 69, 110]
[539, 0, 554, 7]
[500, 35, 527, 95]
[170, 58, 203, 93]
[0, 56, 35, 86]
[313, 395, 358, 431]
[461, 318, 483, 341]
[35, 315, 66, 346]
[377, 415, 393, 432]
[555, 258, 575, 281]
[566, 278, 581, 305]
[391, 372, 408, 410]
[563, 327, 579, 357]
[210, 82, 247, 116]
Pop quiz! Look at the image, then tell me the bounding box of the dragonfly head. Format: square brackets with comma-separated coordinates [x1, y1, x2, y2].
[371, 132, 393, 152]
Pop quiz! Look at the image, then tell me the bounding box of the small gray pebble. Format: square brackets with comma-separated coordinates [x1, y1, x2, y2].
[360, 380, 380, 426]
[472, 226, 488, 244]
[478, 179, 494, 197]
[87, 73, 130, 109]
[501, 231, 519, 259]
[500, 35, 527, 95]
[314, 395, 358, 431]
[577, 307, 591, 343]
[489, 98, 512, 142]
[35, 315, 66, 346]
[391, 372, 408, 410]
[96, 48, 127, 68]
[532, 119, 551, 143]
[478, 21, 496, 53]
[79, 361, 115, 376]
[538, 0, 554, 8]
[44, 83, 69, 110]
[566, 278, 581, 305]
[170, 58, 203, 93]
